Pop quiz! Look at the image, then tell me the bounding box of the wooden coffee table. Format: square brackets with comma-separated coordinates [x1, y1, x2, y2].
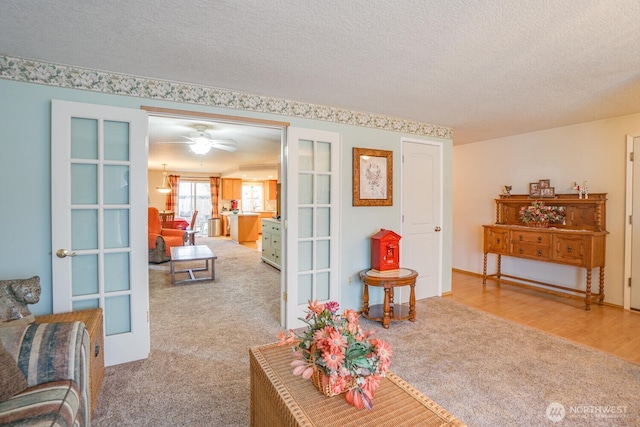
[170, 245, 217, 285]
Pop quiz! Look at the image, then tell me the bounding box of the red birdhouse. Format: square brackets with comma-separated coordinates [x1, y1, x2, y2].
[371, 229, 401, 272]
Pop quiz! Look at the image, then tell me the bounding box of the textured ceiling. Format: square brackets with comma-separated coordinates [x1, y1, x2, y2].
[2, 0, 640, 146]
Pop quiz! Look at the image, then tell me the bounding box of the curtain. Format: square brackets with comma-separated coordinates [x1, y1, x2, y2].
[210, 177, 220, 218]
[166, 175, 180, 212]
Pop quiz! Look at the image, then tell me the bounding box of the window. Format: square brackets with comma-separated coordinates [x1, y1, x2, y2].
[178, 180, 211, 232]
[242, 183, 264, 212]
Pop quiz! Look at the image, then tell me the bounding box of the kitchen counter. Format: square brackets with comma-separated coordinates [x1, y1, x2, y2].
[228, 213, 259, 243]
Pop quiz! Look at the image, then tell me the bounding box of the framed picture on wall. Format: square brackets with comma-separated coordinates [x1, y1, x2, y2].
[539, 179, 551, 189]
[353, 147, 393, 206]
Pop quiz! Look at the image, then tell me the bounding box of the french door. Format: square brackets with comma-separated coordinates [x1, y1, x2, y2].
[285, 127, 341, 328]
[51, 100, 150, 366]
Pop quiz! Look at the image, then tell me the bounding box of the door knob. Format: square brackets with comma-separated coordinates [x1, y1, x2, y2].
[434, 226, 441, 232]
[56, 249, 77, 258]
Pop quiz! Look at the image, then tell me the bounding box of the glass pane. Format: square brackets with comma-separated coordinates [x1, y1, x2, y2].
[105, 252, 130, 292]
[104, 165, 129, 204]
[298, 173, 313, 205]
[71, 254, 98, 296]
[105, 295, 131, 335]
[297, 274, 312, 305]
[316, 141, 331, 172]
[316, 207, 330, 237]
[72, 209, 98, 250]
[71, 164, 97, 204]
[317, 175, 330, 205]
[298, 139, 313, 171]
[242, 183, 264, 212]
[104, 209, 129, 248]
[104, 120, 130, 161]
[73, 299, 99, 311]
[70, 117, 98, 160]
[298, 207, 313, 238]
[298, 241, 313, 272]
[316, 272, 330, 301]
[316, 240, 330, 269]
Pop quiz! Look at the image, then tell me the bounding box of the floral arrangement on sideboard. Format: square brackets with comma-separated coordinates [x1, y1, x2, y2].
[277, 300, 392, 410]
[519, 200, 566, 226]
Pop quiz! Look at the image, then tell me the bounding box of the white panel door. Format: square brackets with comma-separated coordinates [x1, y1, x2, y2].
[401, 139, 442, 300]
[632, 136, 640, 310]
[285, 127, 341, 329]
[51, 100, 150, 366]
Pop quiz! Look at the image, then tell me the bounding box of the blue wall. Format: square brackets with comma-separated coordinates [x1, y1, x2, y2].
[0, 78, 452, 315]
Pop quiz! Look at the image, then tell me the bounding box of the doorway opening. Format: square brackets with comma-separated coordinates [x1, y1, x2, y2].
[143, 105, 289, 321]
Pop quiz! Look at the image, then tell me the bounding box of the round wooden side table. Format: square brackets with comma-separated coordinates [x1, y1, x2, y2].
[358, 268, 418, 328]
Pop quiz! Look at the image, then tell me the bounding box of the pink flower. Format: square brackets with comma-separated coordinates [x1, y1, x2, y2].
[322, 349, 345, 371]
[276, 329, 296, 346]
[327, 329, 347, 352]
[307, 299, 325, 315]
[324, 301, 340, 314]
[374, 339, 393, 362]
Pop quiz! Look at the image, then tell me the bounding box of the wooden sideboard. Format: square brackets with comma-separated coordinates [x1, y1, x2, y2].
[483, 193, 608, 310]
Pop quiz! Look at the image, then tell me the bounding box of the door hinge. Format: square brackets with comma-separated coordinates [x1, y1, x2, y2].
[283, 292, 288, 302]
[629, 277, 632, 288]
[630, 215, 633, 225]
[631, 152, 635, 161]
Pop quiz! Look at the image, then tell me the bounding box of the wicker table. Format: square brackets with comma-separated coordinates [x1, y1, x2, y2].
[35, 308, 104, 416]
[250, 343, 466, 427]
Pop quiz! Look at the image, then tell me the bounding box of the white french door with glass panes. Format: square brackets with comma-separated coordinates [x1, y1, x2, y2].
[285, 127, 341, 329]
[51, 100, 150, 366]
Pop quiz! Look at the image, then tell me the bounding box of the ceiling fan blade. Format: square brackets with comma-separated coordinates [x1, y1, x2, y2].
[211, 143, 238, 152]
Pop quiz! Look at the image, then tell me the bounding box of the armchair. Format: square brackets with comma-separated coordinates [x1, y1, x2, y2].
[148, 207, 188, 263]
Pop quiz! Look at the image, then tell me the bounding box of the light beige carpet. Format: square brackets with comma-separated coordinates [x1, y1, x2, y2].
[92, 237, 640, 426]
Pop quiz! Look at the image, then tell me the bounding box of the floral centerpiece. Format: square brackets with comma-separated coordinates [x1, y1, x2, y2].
[277, 300, 392, 410]
[519, 200, 565, 226]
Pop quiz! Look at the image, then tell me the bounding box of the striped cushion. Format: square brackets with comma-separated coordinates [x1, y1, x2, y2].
[0, 322, 90, 427]
[0, 380, 82, 427]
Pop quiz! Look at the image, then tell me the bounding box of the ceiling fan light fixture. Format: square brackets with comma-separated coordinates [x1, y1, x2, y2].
[156, 163, 172, 194]
[190, 142, 212, 155]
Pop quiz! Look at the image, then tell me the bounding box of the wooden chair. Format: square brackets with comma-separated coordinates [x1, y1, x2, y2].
[185, 210, 198, 245]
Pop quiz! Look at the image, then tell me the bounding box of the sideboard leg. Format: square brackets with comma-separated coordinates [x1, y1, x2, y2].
[598, 266, 605, 305]
[483, 253, 487, 285]
[496, 255, 502, 284]
[585, 269, 592, 311]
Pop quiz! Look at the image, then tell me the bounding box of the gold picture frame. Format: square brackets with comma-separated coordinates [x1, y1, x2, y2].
[353, 147, 392, 206]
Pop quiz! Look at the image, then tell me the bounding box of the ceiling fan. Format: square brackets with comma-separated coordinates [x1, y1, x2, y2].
[159, 124, 238, 155]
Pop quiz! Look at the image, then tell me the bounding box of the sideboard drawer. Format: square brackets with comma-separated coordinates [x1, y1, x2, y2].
[553, 235, 586, 266]
[484, 227, 510, 254]
[513, 244, 551, 260]
[512, 230, 551, 245]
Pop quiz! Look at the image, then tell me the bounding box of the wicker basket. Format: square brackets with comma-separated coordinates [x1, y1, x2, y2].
[528, 221, 549, 228]
[310, 366, 356, 397]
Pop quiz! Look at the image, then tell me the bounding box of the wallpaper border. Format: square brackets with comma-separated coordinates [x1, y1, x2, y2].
[0, 55, 451, 139]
